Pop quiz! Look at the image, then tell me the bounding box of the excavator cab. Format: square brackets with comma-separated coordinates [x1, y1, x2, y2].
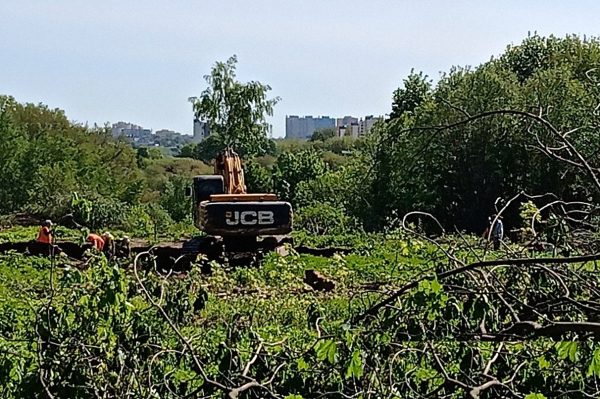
[191, 149, 293, 244]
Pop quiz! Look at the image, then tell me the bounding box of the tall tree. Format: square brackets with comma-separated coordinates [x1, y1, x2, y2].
[191, 55, 279, 158]
[389, 70, 432, 120]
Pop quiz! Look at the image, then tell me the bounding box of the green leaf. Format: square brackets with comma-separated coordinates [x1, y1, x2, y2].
[316, 340, 337, 364]
[414, 366, 437, 381]
[345, 349, 364, 379]
[537, 355, 550, 370]
[556, 341, 578, 362]
[525, 394, 547, 399]
[587, 348, 600, 377]
[297, 357, 309, 371]
[430, 279, 442, 293]
[327, 341, 337, 364]
[418, 280, 431, 293]
[172, 368, 196, 383]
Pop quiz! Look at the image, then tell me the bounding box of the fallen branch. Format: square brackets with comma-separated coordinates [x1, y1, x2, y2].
[355, 253, 600, 323]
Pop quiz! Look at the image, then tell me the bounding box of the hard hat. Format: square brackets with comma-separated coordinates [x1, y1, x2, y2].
[102, 231, 114, 240]
[45, 220, 53, 226]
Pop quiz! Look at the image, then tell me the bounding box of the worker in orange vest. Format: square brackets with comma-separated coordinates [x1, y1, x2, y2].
[86, 233, 105, 251]
[36, 220, 53, 244]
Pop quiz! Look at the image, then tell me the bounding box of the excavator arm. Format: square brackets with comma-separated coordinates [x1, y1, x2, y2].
[214, 148, 246, 195]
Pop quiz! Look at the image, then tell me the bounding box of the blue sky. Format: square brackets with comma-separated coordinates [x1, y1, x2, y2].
[1, 1, 599, 137]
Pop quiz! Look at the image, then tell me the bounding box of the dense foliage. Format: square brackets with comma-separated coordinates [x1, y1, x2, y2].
[3, 34, 600, 398]
[186, 37, 600, 237]
[0, 97, 215, 237]
[0, 98, 142, 218]
[362, 35, 600, 231]
[5, 35, 600, 237]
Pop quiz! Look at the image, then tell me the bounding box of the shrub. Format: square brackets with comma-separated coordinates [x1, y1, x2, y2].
[295, 202, 357, 235]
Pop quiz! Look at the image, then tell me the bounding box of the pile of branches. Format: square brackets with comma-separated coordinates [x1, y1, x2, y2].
[345, 202, 600, 398]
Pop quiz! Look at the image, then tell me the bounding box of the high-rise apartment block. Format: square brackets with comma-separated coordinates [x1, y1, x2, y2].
[359, 115, 381, 136]
[193, 119, 210, 143]
[336, 115, 383, 138]
[285, 115, 336, 139]
[336, 116, 359, 128]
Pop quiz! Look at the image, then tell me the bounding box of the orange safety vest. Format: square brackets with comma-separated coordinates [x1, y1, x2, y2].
[87, 234, 105, 251]
[36, 226, 52, 244]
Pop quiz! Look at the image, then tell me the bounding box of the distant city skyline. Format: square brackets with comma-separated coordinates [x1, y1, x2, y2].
[111, 121, 192, 152]
[285, 114, 382, 139]
[3, 1, 600, 137]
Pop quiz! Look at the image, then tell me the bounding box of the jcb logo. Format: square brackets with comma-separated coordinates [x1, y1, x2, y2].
[225, 211, 275, 226]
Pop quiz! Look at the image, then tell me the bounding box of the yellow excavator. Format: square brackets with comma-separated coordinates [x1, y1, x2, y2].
[184, 148, 292, 258]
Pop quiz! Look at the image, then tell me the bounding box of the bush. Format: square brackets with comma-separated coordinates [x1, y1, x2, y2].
[159, 176, 193, 222]
[70, 192, 130, 230]
[122, 205, 154, 237]
[244, 160, 273, 193]
[273, 150, 327, 204]
[121, 203, 173, 240]
[1, 256, 208, 398]
[295, 202, 357, 235]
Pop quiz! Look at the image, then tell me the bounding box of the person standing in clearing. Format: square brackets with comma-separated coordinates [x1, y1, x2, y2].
[492, 216, 504, 250]
[36, 220, 53, 244]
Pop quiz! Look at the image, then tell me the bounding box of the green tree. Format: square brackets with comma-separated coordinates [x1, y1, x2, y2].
[273, 150, 327, 204]
[0, 97, 28, 212]
[366, 34, 600, 231]
[159, 176, 192, 222]
[191, 55, 279, 158]
[192, 134, 224, 164]
[0, 96, 143, 218]
[244, 160, 273, 193]
[136, 147, 162, 167]
[310, 127, 336, 142]
[389, 70, 432, 119]
[177, 143, 195, 158]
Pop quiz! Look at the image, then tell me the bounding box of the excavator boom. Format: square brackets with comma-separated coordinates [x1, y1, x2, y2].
[214, 149, 247, 195]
